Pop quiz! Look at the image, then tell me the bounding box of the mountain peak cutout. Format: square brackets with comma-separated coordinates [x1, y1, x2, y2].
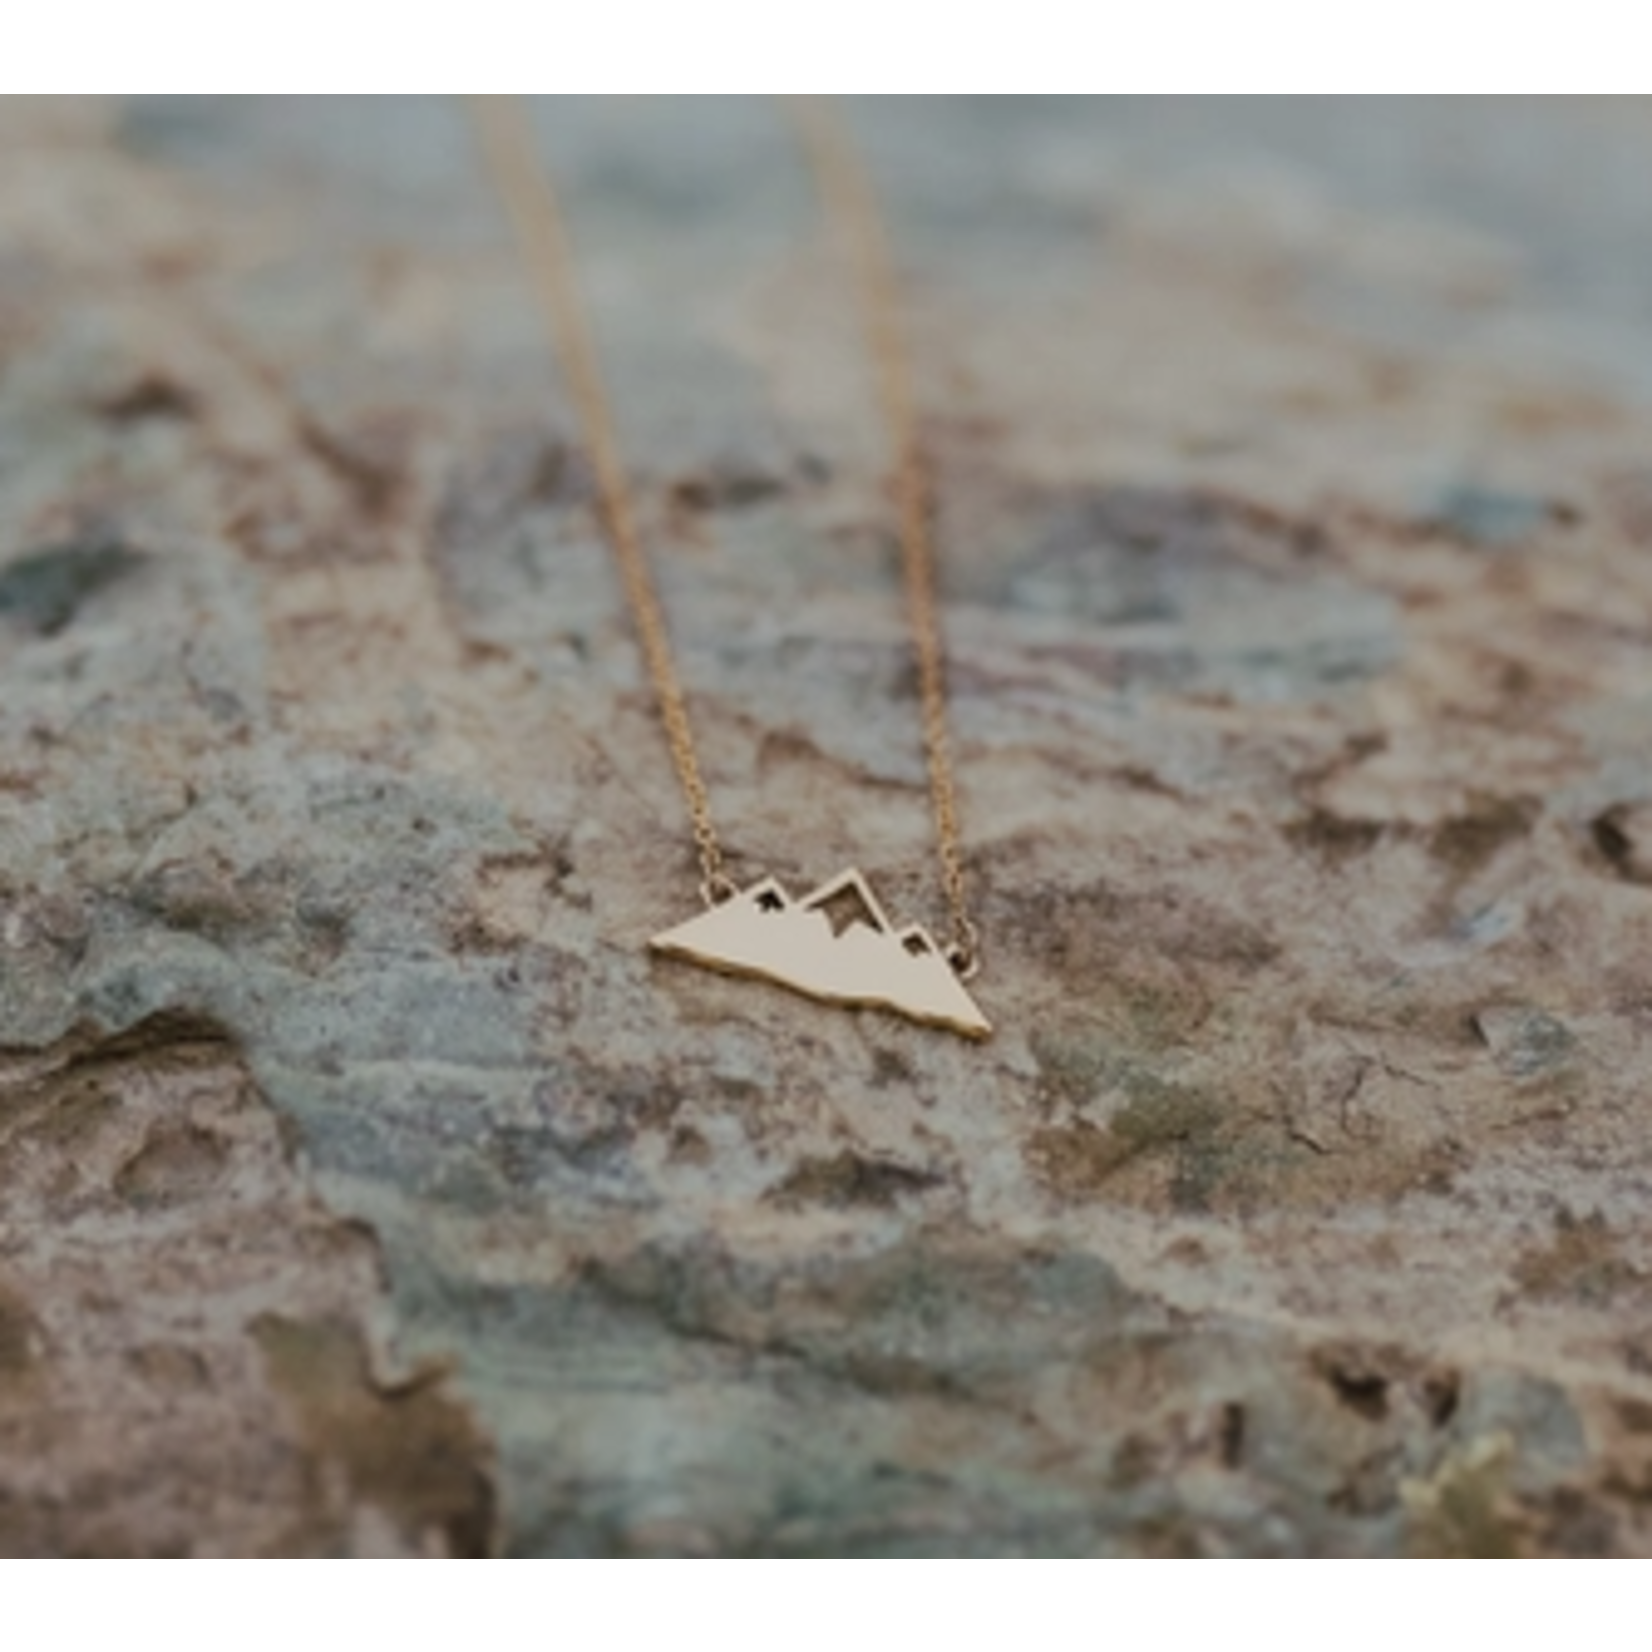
[800, 869, 892, 936]
[650, 869, 991, 1039]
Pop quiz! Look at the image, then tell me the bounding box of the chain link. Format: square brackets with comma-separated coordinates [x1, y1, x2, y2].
[471, 96, 978, 972]
[790, 99, 980, 976]
[469, 97, 728, 903]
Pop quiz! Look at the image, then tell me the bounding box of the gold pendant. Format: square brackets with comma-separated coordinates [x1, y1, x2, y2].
[650, 869, 991, 1040]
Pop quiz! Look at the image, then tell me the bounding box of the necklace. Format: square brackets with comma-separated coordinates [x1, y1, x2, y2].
[470, 97, 990, 1041]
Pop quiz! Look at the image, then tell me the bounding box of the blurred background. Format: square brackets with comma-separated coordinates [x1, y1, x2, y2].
[3, 97, 1652, 1557]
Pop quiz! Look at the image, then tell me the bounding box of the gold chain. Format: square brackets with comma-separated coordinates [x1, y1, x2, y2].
[469, 96, 979, 976]
[788, 99, 978, 977]
[468, 97, 732, 905]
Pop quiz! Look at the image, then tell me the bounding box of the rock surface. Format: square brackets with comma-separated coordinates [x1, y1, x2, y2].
[4, 96, 1652, 1555]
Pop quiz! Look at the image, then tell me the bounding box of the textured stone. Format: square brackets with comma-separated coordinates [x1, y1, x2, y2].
[4, 96, 1652, 1555]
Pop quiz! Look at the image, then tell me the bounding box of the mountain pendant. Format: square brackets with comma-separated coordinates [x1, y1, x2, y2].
[650, 868, 991, 1040]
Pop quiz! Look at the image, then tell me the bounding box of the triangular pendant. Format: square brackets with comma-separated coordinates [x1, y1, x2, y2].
[650, 868, 991, 1039]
